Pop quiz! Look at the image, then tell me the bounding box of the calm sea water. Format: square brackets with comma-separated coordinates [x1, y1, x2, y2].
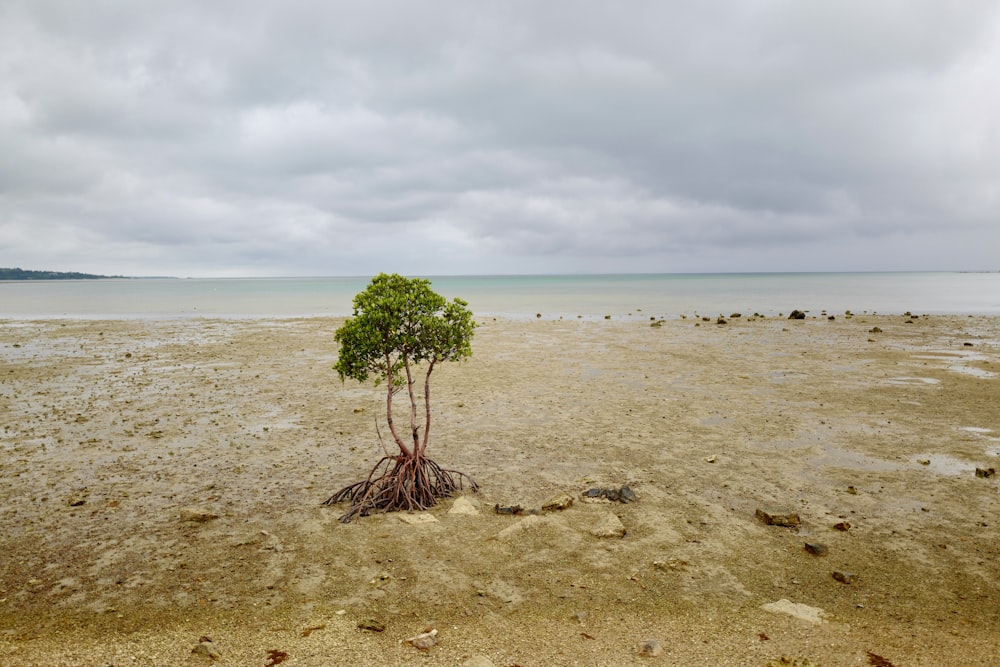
[1, 273, 998, 320]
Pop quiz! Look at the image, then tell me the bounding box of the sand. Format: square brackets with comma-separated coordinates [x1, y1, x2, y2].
[1, 313, 998, 666]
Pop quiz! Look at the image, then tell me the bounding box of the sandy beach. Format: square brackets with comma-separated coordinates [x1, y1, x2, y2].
[1, 313, 998, 666]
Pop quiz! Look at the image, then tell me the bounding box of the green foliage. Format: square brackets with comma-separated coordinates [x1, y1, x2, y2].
[334, 273, 475, 386]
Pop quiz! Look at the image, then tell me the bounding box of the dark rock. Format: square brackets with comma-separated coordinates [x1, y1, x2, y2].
[603, 488, 621, 502]
[619, 486, 638, 503]
[832, 570, 857, 585]
[804, 542, 828, 556]
[788, 310, 806, 320]
[357, 618, 386, 632]
[583, 488, 605, 498]
[869, 326, 883, 333]
[636, 638, 663, 657]
[716, 317, 727, 325]
[833, 521, 851, 531]
[975, 467, 996, 478]
[756, 507, 801, 528]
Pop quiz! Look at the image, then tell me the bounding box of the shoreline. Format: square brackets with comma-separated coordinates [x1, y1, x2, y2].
[2, 315, 998, 665]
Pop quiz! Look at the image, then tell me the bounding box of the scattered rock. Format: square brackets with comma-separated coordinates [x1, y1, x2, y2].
[542, 493, 574, 512]
[582, 486, 637, 503]
[398, 513, 439, 525]
[404, 628, 438, 650]
[357, 618, 386, 632]
[179, 507, 218, 523]
[975, 467, 996, 478]
[833, 521, 851, 531]
[764, 658, 817, 667]
[636, 639, 663, 657]
[756, 507, 800, 528]
[760, 599, 827, 625]
[590, 512, 626, 538]
[653, 558, 689, 572]
[191, 637, 222, 661]
[448, 496, 480, 516]
[833, 570, 858, 585]
[788, 310, 806, 320]
[804, 542, 828, 556]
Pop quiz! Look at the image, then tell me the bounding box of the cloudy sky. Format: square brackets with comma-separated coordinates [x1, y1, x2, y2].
[2, 1, 998, 277]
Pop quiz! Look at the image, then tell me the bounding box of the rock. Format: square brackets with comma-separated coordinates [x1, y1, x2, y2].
[832, 521, 851, 531]
[448, 496, 480, 516]
[179, 507, 218, 523]
[756, 507, 800, 528]
[590, 512, 626, 538]
[462, 656, 496, 667]
[583, 488, 604, 499]
[398, 513, 438, 525]
[404, 628, 438, 650]
[975, 467, 996, 478]
[191, 638, 222, 660]
[803, 542, 828, 556]
[832, 570, 857, 584]
[542, 493, 574, 512]
[788, 310, 806, 320]
[760, 599, 827, 625]
[764, 658, 817, 667]
[581, 486, 637, 503]
[357, 618, 386, 632]
[636, 638, 663, 657]
[870, 326, 883, 333]
[619, 485, 638, 503]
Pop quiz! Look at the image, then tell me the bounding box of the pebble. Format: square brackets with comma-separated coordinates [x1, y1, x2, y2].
[179, 507, 218, 523]
[404, 628, 438, 650]
[191, 638, 221, 661]
[636, 639, 663, 657]
[756, 507, 800, 528]
[832, 570, 858, 585]
[541, 493, 574, 512]
[803, 542, 828, 556]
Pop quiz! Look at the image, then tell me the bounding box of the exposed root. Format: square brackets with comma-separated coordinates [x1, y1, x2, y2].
[323, 454, 478, 523]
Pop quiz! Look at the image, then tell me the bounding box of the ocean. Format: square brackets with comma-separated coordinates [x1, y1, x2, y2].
[2, 272, 999, 320]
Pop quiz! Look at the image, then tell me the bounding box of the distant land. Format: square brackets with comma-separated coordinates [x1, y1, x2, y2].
[0, 267, 128, 280]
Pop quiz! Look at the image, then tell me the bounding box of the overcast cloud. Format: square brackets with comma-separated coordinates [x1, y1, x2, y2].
[2, 1, 998, 276]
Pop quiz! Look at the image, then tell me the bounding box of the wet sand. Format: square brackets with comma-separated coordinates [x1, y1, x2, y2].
[1, 314, 998, 666]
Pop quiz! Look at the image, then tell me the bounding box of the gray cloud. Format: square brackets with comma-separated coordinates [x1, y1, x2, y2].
[1, 0, 998, 276]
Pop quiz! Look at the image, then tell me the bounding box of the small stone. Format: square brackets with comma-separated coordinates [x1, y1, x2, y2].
[179, 507, 218, 523]
[869, 326, 883, 333]
[191, 639, 221, 661]
[788, 310, 806, 320]
[541, 493, 574, 512]
[357, 618, 386, 632]
[583, 488, 605, 498]
[636, 639, 663, 657]
[590, 512, 626, 538]
[804, 542, 828, 556]
[756, 507, 800, 528]
[764, 658, 816, 667]
[832, 521, 851, 531]
[975, 467, 996, 478]
[832, 570, 857, 585]
[398, 513, 438, 525]
[635, 639, 663, 658]
[405, 628, 438, 650]
[619, 485, 638, 503]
